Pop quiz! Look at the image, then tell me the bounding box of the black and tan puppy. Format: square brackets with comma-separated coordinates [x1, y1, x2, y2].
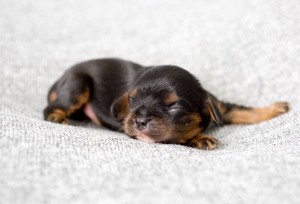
[44, 58, 289, 150]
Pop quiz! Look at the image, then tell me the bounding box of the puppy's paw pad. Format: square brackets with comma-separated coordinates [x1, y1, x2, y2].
[271, 102, 289, 115]
[189, 136, 218, 150]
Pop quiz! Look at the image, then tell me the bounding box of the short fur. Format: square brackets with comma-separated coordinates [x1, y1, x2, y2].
[44, 58, 289, 150]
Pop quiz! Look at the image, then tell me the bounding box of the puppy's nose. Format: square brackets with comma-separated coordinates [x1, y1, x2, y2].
[135, 117, 151, 131]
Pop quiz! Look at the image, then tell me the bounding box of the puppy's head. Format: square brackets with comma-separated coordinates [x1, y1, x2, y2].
[111, 66, 223, 143]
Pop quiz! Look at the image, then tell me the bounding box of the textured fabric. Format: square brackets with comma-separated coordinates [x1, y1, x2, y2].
[1, 0, 300, 203]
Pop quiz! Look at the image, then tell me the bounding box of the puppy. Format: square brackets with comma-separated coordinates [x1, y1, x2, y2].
[44, 58, 289, 150]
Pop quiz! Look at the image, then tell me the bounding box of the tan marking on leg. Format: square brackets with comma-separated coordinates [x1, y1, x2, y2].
[49, 91, 57, 102]
[47, 109, 68, 124]
[224, 102, 289, 124]
[47, 87, 90, 125]
[66, 87, 90, 116]
[187, 134, 219, 150]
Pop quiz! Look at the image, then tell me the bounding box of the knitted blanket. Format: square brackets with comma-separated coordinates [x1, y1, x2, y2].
[1, 0, 299, 203]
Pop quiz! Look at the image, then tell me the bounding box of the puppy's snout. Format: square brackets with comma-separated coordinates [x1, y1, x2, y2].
[135, 117, 151, 131]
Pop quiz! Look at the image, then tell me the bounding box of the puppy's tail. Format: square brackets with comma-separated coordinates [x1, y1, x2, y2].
[216, 99, 289, 124]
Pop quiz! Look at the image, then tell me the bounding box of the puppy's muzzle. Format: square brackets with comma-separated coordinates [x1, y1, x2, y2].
[134, 117, 152, 131]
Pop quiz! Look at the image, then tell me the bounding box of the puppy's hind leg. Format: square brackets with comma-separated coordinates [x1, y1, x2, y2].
[217, 100, 289, 125]
[44, 74, 91, 125]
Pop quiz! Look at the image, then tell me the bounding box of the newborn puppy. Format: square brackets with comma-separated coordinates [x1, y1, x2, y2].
[44, 58, 289, 150]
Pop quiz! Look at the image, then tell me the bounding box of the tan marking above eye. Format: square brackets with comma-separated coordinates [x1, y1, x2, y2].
[129, 88, 139, 97]
[67, 86, 90, 116]
[164, 92, 178, 105]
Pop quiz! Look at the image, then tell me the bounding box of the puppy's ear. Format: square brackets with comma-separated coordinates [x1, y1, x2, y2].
[111, 92, 129, 121]
[206, 95, 224, 126]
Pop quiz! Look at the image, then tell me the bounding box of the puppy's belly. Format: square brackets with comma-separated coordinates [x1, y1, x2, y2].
[83, 103, 101, 126]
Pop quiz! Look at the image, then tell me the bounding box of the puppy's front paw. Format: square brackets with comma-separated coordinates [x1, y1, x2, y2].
[270, 102, 289, 117]
[46, 109, 68, 125]
[187, 135, 219, 150]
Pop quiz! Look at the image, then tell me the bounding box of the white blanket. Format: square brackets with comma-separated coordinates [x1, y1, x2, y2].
[1, 0, 300, 203]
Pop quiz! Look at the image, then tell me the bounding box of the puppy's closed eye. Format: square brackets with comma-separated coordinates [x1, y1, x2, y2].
[162, 101, 177, 111]
[168, 103, 189, 121]
[168, 103, 182, 112]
